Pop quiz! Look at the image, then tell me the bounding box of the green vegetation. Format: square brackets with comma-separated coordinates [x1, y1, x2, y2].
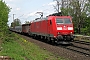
[11, 18, 21, 27]
[0, 32, 67, 60]
[0, 0, 10, 44]
[0, 0, 10, 32]
[61, 0, 90, 35]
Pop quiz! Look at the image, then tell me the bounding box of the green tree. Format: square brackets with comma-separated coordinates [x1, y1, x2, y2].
[0, 0, 10, 33]
[14, 18, 21, 26]
[25, 21, 30, 24]
[61, 0, 90, 35]
[11, 18, 21, 27]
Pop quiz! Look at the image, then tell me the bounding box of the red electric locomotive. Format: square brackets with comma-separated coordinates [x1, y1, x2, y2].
[30, 12, 74, 44]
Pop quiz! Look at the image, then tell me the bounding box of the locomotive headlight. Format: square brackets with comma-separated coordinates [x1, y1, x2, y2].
[68, 27, 73, 30]
[57, 27, 62, 30]
[70, 32, 72, 34]
[58, 32, 60, 35]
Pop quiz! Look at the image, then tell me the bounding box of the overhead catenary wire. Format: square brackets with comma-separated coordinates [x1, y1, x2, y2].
[11, 1, 59, 24]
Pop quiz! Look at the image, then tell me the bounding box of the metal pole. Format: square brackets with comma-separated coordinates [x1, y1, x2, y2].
[13, 14, 15, 22]
[13, 14, 15, 28]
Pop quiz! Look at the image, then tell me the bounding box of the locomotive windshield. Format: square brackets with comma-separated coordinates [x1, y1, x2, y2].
[56, 18, 71, 24]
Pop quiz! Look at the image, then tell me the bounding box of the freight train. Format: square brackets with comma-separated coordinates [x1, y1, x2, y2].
[10, 12, 74, 44]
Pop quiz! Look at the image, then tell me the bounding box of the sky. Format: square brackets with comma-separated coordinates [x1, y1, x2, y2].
[3, 0, 60, 26]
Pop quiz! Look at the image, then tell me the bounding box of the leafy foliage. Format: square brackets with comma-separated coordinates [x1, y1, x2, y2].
[61, 0, 90, 35]
[14, 18, 21, 26]
[0, 0, 10, 33]
[25, 21, 30, 24]
[11, 18, 21, 27]
[0, 0, 10, 42]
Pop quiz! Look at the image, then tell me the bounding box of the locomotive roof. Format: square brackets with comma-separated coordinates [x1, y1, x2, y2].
[32, 16, 71, 23]
[33, 17, 48, 22]
[22, 24, 30, 26]
[48, 12, 62, 16]
[32, 12, 71, 22]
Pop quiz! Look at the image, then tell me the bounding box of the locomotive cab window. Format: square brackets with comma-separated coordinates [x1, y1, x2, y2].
[64, 18, 71, 24]
[50, 20, 52, 25]
[56, 18, 71, 24]
[56, 18, 63, 24]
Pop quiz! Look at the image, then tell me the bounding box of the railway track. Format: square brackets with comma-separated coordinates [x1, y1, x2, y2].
[73, 40, 90, 45]
[59, 41, 90, 57]
[16, 33, 90, 60]
[59, 45, 90, 57]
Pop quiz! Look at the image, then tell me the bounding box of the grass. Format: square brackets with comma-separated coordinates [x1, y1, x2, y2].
[0, 32, 67, 60]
